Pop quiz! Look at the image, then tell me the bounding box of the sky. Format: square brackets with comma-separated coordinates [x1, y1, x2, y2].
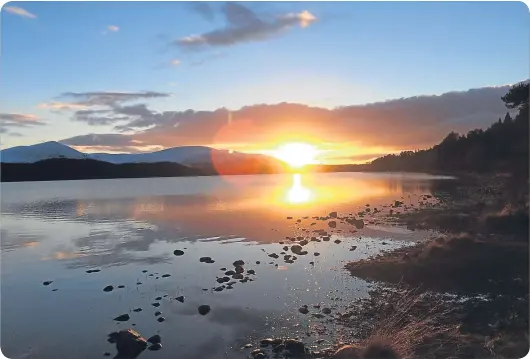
[1, 1, 528, 164]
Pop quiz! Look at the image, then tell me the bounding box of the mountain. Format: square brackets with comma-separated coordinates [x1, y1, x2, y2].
[0, 141, 88, 163]
[0, 142, 286, 170]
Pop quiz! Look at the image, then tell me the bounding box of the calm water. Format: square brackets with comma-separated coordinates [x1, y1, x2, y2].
[1, 172, 451, 359]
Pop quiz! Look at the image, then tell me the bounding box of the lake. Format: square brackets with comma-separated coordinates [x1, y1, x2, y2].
[1, 172, 452, 359]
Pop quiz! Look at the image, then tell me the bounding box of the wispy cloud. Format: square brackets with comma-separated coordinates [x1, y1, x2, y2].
[187, 2, 216, 22]
[38, 102, 89, 111]
[58, 91, 171, 107]
[3, 6, 36, 19]
[0, 113, 45, 136]
[170, 59, 180, 66]
[107, 25, 119, 32]
[175, 3, 317, 50]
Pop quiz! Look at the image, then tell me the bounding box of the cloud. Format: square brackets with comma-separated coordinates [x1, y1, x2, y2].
[3, 6, 36, 19]
[175, 3, 316, 50]
[0, 113, 45, 136]
[107, 25, 119, 32]
[171, 59, 180, 66]
[59, 84, 515, 157]
[187, 2, 216, 21]
[37, 102, 89, 111]
[59, 91, 170, 107]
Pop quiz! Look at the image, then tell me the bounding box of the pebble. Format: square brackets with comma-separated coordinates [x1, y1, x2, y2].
[299, 306, 309, 314]
[314, 252, 320, 256]
[161, 274, 171, 278]
[133, 308, 142, 312]
[243, 343, 253, 348]
[103, 285, 114, 292]
[52, 289, 58, 291]
[247, 269, 255, 275]
[233, 260, 245, 266]
[175, 296, 184, 303]
[86, 269, 100, 273]
[198, 305, 211, 315]
[322, 307, 332, 314]
[155, 296, 162, 300]
[117, 285, 125, 289]
[225, 270, 236, 276]
[173, 250, 185, 256]
[268, 253, 279, 259]
[42, 281, 53, 286]
[256, 261, 260, 264]
[152, 302, 160, 307]
[154, 311, 162, 316]
[157, 317, 165, 322]
[328, 221, 337, 228]
[142, 270, 148, 273]
[334, 239, 341, 244]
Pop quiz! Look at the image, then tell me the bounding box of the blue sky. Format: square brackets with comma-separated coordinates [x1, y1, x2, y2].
[0, 1, 528, 159]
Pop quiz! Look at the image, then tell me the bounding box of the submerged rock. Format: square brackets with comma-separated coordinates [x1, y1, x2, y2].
[148, 343, 163, 351]
[114, 329, 148, 357]
[198, 305, 211, 315]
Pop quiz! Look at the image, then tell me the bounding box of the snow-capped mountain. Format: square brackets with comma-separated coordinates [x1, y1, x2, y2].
[0, 141, 281, 169]
[0, 141, 89, 163]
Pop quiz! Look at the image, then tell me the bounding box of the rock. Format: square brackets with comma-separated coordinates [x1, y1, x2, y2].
[243, 343, 253, 348]
[233, 260, 245, 266]
[329, 211, 338, 218]
[260, 338, 274, 346]
[155, 296, 162, 301]
[283, 246, 289, 251]
[247, 269, 256, 275]
[161, 274, 171, 278]
[225, 270, 236, 275]
[151, 302, 160, 307]
[220, 267, 227, 271]
[382, 241, 388, 245]
[52, 289, 58, 291]
[216, 277, 225, 283]
[148, 343, 162, 351]
[322, 307, 332, 314]
[86, 269, 100, 273]
[233, 273, 244, 279]
[103, 352, 111, 356]
[285, 339, 306, 355]
[136, 282, 142, 285]
[350, 246, 357, 251]
[314, 252, 320, 256]
[328, 221, 337, 228]
[147, 334, 161, 344]
[142, 270, 148, 273]
[299, 239, 308, 246]
[291, 245, 303, 255]
[331, 345, 360, 359]
[287, 216, 293, 219]
[254, 354, 266, 359]
[268, 253, 279, 259]
[226, 285, 234, 289]
[334, 239, 341, 244]
[214, 286, 224, 291]
[199, 257, 212, 263]
[42, 281, 53, 286]
[299, 306, 309, 314]
[133, 308, 142, 312]
[235, 265, 245, 273]
[309, 261, 314, 265]
[175, 296, 184, 303]
[173, 250, 184, 256]
[323, 236, 330, 241]
[114, 329, 147, 357]
[154, 311, 162, 316]
[157, 317, 165, 322]
[198, 305, 211, 315]
[113, 314, 130, 322]
[118, 285, 125, 289]
[256, 261, 260, 264]
[355, 219, 365, 229]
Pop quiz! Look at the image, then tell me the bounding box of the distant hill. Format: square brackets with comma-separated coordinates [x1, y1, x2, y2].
[0, 158, 202, 182]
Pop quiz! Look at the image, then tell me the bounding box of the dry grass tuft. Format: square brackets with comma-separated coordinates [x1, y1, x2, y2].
[361, 287, 460, 359]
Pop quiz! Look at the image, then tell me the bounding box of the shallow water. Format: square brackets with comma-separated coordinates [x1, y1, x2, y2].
[1, 172, 450, 359]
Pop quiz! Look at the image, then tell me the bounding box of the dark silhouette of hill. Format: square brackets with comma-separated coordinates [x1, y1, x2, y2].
[0, 158, 203, 182]
[366, 82, 529, 177]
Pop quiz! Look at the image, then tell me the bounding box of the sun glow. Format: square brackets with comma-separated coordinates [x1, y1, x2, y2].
[273, 142, 319, 168]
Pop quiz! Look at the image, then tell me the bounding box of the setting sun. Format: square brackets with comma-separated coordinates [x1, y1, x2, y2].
[273, 143, 319, 168]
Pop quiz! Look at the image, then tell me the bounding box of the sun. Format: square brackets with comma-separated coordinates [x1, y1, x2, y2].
[273, 142, 318, 168]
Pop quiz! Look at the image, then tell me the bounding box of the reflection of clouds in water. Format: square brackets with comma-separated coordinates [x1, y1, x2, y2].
[0, 229, 41, 251]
